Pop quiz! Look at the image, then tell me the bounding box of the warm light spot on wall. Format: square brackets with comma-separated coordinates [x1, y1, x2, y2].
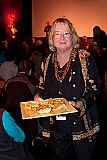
[7, 14, 17, 37]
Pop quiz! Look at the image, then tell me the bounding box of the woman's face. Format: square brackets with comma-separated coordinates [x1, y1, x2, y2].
[53, 22, 72, 52]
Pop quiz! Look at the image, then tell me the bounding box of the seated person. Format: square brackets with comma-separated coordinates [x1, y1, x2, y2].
[44, 21, 51, 39]
[0, 108, 28, 160]
[0, 46, 18, 81]
[0, 40, 7, 65]
[79, 36, 89, 50]
[2, 59, 38, 155]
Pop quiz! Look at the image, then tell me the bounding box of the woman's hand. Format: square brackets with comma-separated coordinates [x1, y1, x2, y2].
[34, 94, 42, 101]
[68, 101, 80, 109]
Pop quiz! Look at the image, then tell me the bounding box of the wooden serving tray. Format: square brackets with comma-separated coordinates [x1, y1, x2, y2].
[20, 98, 78, 119]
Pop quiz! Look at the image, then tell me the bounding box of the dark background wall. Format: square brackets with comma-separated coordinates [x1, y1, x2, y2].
[21, 0, 32, 37]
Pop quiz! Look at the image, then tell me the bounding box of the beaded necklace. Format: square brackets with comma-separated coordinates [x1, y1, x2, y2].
[54, 49, 76, 83]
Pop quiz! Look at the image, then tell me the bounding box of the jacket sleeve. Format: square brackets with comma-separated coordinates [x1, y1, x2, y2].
[37, 61, 45, 99]
[38, 54, 52, 99]
[78, 54, 102, 115]
[2, 111, 25, 142]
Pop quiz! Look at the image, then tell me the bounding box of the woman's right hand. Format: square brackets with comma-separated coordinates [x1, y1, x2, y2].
[34, 94, 42, 101]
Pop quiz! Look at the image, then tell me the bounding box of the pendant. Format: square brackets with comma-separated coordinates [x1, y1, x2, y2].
[60, 80, 62, 83]
[69, 76, 72, 82]
[69, 70, 72, 82]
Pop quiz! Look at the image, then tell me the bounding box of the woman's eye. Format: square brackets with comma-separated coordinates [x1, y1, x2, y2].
[65, 32, 69, 35]
[55, 33, 60, 36]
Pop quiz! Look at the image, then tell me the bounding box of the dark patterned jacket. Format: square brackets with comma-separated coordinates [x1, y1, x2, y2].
[38, 49, 101, 141]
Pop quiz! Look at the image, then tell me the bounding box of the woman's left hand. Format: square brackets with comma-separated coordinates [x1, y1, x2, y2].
[68, 101, 80, 109]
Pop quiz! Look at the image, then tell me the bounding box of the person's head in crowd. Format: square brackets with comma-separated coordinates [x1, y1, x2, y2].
[6, 46, 17, 62]
[93, 25, 107, 37]
[82, 36, 87, 42]
[93, 26, 101, 35]
[18, 59, 33, 76]
[87, 38, 94, 46]
[36, 39, 43, 46]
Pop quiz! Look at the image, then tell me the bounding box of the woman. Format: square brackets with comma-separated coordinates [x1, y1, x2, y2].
[36, 17, 101, 160]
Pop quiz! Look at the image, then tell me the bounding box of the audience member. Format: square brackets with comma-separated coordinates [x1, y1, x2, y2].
[79, 36, 89, 50]
[0, 40, 7, 65]
[2, 59, 37, 156]
[87, 41, 101, 73]
[87, 38, 94, 47]
[44, 21, 51, 41]
[29, 49, 42, 79]
[0, 45, 18, 81]
[17, 38, 30, 63]
[93, 26, 107, 59]
[87, 41, 101, 61]
[29, 40, 43, 79]
[0, 108, 29, 160]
